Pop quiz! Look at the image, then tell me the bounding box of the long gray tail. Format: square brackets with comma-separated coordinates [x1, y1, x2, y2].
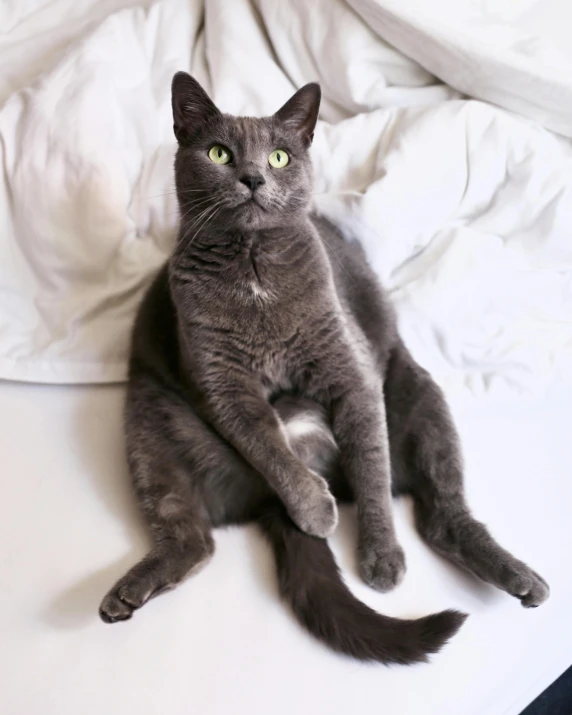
[258, 504, 466, 665]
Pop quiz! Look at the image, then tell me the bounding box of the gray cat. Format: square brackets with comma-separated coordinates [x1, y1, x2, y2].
[99, 73, 549, 664]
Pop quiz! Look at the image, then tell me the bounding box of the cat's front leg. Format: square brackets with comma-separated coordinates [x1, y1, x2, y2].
[200, 379, 338, 538]
[315, 370, 405, 591]
[339, 383, 405, 591]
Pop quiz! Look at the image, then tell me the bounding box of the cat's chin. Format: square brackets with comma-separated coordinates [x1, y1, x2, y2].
[232, 199, 272, 230]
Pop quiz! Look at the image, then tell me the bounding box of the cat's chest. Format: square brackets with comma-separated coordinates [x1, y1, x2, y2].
[236, 315, 315, 396]
[253, 346, 292, 396]
[234, 254, 288, 303]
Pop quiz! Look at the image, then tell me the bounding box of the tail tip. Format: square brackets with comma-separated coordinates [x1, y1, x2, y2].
[420, 608, 468, 656]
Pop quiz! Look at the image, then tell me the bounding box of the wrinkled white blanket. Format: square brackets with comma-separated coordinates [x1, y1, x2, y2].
[1, 0, 571, 400]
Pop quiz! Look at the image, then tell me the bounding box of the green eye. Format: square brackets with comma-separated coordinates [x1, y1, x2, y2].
[208, 145, 231, 165]
[268, 149, 289, 169]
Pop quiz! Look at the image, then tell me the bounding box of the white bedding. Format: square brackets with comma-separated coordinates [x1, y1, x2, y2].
[1, 382, 571, 715]
[1, 0, 571, 402]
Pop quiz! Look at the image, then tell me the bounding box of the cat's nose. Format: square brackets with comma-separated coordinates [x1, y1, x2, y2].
[240, 174, 265, 192]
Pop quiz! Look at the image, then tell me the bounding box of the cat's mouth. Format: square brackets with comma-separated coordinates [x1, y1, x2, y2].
[240, 195, 266, 211]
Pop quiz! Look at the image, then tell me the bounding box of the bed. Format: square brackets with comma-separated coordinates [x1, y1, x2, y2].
[1, 1, 571, 713]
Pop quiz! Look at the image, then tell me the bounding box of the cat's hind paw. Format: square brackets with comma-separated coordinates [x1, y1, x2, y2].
[509, 566, 550, 608]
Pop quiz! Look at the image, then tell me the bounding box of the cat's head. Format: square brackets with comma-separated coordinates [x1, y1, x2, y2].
[171, 72, 320, 232]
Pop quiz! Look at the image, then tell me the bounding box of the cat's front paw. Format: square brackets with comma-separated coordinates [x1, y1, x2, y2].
[288, 471, 338, 538]
[359, 543, 406, 592]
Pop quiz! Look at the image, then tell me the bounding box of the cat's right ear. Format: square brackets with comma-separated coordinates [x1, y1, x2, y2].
[171, 72, 222, 145]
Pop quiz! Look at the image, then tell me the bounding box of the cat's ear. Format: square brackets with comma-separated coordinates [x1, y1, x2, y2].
[274, 83, 321, 146]
[171, 72, 222, 144]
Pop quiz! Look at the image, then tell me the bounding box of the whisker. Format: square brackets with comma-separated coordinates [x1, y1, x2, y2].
[178, 195, 215, 216]
[320, 234, 355, 285]
[186, 204, 222, 251]
[171, 208, 215, 274]
[179, 203, 217, 241]
[171, 202, 222, 274]
[157, 195, 215, 225]
[312, 190, 364, 198]
[142, 188, 212, 200]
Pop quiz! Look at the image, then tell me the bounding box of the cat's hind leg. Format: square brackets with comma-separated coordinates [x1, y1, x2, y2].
[385, 342, 549, 608]
[99, 379, 215, 623]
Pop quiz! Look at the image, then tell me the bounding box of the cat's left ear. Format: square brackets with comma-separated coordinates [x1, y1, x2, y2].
[171, 72, 222, 144]
[274, 83, 321, 146]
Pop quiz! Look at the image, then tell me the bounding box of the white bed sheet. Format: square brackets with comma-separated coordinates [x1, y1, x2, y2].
[1, 381, 571, 715]
[1, 0, 572, 403]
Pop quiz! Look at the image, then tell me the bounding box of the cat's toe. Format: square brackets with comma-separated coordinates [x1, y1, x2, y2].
[99, 577, 156, 623]
[360, 544, 406, 592]
[293, 491, 338, 538]
[289, 471, 338, 538]
[502, 562, 550, 608]
[99, 592, 134, 623]
[514, 569, 550, 608]
[118, 582, 154, 609]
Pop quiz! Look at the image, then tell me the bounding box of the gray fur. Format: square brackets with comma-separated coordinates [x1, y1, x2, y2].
[99, 74, 549, 661]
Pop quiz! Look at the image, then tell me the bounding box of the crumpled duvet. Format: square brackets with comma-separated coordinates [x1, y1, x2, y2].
[1, 0, 571, 401]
